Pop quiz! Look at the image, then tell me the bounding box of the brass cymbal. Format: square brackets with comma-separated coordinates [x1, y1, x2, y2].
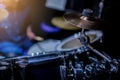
[63, 11, 101, 30]
[0, 8, 9, 21]
[51, 16, 81, 30]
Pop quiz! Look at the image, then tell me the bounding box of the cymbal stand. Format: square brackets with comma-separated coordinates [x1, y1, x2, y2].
[0, 57, 28, 80]
[4, 59, 19, 80]
[78, 28, 112, 63]
[9, 59, 15, 80]
[98, 0, 104, 18]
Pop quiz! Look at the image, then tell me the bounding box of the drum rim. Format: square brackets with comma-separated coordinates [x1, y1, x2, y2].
[57, 30, 103, 51]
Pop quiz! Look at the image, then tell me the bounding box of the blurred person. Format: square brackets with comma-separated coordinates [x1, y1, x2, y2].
[0, 0, 43, 57]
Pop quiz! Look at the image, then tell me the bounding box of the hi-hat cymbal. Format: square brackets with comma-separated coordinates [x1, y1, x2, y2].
[0, 8, 9, 21]
[63, 12, 102, 30]
[51, 16, 81, 30]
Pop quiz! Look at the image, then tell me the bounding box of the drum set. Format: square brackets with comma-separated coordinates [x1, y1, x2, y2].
[0, 9, 120, 80]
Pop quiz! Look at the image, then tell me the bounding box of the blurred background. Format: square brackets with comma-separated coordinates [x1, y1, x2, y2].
[0, 0, 120, 80]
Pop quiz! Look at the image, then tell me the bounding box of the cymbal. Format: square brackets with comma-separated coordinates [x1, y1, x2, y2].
[56, 30, 103, 51]
[0, 8, 9, 21]
[63, 12, 101, 30]
[51, 16, 81, 30]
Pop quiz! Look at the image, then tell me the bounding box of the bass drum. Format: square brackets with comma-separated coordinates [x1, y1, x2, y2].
[27, 39, 61, 56]
[57, 30, 103, 51]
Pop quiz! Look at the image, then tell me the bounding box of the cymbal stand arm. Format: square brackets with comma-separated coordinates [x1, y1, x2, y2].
[81, 28, 85, 35]
[86, 45, 112, 62]
[10, 60, 15, 80]
[98, 0, 104, 18]
[78, 28, 111, 63]
[78, 28, 90, 46]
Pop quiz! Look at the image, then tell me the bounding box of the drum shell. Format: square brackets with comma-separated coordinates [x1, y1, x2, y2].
[25, 59, 62, 80]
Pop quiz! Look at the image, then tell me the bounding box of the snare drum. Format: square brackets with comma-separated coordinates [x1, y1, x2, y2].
[57, 30, 103, 51]
[27, 39, 61, 56]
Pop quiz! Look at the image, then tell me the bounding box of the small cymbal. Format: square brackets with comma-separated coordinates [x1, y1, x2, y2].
[63, 10, 102, 30]
[0, 8, 9, 21]
[51, 16, 81, 30]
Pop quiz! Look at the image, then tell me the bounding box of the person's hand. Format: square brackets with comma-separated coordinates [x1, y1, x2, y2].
[26, 25, 44, 41]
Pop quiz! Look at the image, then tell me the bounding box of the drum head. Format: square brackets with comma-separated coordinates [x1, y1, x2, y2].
[57, 30, 103, 51]
[27, 39, 61, 56]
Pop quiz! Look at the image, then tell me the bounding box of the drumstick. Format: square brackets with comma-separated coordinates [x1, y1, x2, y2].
[26, 25, 44, 41]
[33, 36, 44, 41]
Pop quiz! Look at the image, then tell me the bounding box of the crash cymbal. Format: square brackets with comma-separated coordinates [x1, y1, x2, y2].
[63, 9, 101, 30]
[0, 8, 9, 21]
[51, 16, 81, 30]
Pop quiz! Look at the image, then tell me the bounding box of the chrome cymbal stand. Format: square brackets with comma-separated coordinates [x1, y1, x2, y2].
[78, 28, 112, 63]
[76, 7, 111, 62]
[0, 57, 28, 80]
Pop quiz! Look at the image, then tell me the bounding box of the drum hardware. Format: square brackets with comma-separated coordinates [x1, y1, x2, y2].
[0, 45, 89, 65]
[0, 45, 90, 72]
[60, 51, 120, 80]
[98, 0, 104, 18]
[0, 59, 26, 80]
[0, 48, 120, 80]
[0, 50, 75, 80]
[63, 8, 110, 62]
[0, 43, 99, 80]
[0, 60, 8, 70]
[59, 8, 120, 80]
[0, 61, 9, 70]
[0, 55, 30, 80]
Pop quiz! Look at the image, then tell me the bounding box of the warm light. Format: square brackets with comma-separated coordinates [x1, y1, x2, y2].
[0, 0, 20, 7]
[0, 7, 9, 21]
